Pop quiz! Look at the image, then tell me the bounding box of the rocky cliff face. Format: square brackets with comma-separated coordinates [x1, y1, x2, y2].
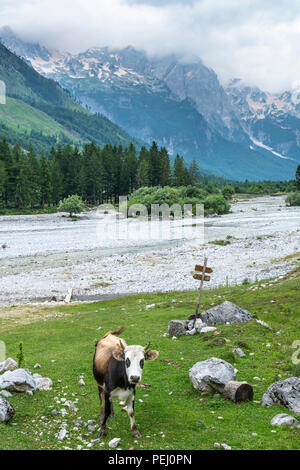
[1, 26, 299, 181]
[226, 78, 300, 162]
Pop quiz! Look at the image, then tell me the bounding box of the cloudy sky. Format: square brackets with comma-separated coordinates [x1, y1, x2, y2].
[1, 0, 300, 92]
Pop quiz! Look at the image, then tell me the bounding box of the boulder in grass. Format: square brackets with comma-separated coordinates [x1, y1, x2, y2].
[109, 438, 121, 449]
[0, 397, 15, 422]
[168, 320, 188, 336]
[200, 301, 253, 325]
[0, 368, 36, 393]
[189, 357, 236, 394]
[270, 413, 300, 428]
[261, 377, 300, 414]
[0, 358, 18, 374]
[34, 377, 53, 391]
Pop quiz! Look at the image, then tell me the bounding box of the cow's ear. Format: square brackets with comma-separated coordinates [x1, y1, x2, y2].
[112, 348, 125, 361]
[145, 350, 159, 361]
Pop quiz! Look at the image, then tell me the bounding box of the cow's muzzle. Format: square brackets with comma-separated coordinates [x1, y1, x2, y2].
[130, 375, 140, 384]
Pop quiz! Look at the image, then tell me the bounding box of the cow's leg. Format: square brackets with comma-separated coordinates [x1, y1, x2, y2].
[99, 392, 111, 437]
[127, 389, 141, 438]
[110, 399, 115, 418]
[98, 385, 105, 424]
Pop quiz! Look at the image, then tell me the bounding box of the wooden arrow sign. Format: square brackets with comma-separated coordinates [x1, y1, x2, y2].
[195, 264, 213, 274]
[193, 273, 210, 281]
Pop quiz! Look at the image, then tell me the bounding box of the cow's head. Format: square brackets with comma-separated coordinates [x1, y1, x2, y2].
[113, 341, 158, 384]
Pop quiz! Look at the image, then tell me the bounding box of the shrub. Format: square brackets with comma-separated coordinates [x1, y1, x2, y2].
[17, 342, 25, 368]
[58, 195, 85, 217]
[203, 194, 230, 215]
[222, 185, 235, 200]
[285, 192, 300, 206]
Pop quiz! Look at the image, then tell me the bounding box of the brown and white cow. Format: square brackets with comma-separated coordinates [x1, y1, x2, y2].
[93, 327, 159, 438]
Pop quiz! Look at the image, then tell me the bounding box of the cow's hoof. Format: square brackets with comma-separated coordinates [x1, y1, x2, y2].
[132, 429, 142, 439]
[98, 428, 106, 437]
[110, 412, 115, 418]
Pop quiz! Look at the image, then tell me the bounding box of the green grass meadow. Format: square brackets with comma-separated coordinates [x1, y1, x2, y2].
[0, 270, 299, 450]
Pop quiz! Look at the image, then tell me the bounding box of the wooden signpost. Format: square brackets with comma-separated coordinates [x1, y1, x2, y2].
[193, 257, 212, 321]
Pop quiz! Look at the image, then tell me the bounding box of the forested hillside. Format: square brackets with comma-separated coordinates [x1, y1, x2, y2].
[0, 42, 140, 152]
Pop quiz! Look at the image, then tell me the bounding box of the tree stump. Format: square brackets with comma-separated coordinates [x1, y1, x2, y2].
[223, 380, 253, 402]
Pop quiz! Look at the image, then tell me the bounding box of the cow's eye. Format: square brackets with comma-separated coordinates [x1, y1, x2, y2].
[125, 358, 131, 368]
[140, 359, 144, 369]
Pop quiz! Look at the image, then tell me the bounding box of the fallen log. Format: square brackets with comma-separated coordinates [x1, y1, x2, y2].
[223, 380, 253, 402]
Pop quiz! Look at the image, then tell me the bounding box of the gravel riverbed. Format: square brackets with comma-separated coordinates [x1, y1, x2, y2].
[0, 195, 299, 306]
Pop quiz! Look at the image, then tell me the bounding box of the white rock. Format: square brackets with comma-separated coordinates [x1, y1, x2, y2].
[262, 377, 300, 414]
[189, 357, 236, 394]
[270, 413, 300, 428]
[194, 318, 207, 329]
[58, 429, 67, 441]
[145, 304, 155, 310]
[0, 397, 15, 422]
[108, 438, 121, 448]
[198, 326, 217, 333]
[233, 348, 246, 358]
[221, 443, 232, 450]
[256, 319, 272, 329]
[34, 377, 53, 391]
[0, 390, 12, 398]
[78, 379, 85, 386]
[186, 328, 196, 336]
[34, 364, 41, 369]
[0, 368, 36, 393]
[0, 358, 18, 373]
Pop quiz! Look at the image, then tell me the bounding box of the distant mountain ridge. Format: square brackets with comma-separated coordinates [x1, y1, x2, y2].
[1, 26, 299, 180]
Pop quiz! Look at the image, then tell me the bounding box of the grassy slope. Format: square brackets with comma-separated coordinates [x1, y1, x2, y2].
[0, 269, 299, 450]
[0, 97, 80, 141]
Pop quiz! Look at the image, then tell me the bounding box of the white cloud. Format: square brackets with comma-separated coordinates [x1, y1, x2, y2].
[1, 0, 300, 92]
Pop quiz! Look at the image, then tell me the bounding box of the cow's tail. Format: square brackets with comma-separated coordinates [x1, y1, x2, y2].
[99, 326, 125, 342]
[110, 326, 125, 336]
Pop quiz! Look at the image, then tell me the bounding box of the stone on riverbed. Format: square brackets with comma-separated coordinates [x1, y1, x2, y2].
[270, 413, 300, 428]
[261, 377, 300, 414]
[200, 301, 253, 325]
[0, 397, 15, 422]
[0, 368, 36, 393]
[168, 320, 188, 336]
[189, 357, 236, 394]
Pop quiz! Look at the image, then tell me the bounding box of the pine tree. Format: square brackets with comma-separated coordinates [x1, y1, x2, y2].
[189, 159, 200, 185]
[296, 164, 300, 191]
[159, 147, 171, 187]
[173, 155, 186, 186]
[39, 151, 51, 206]
[27, 144, 41, 208]
[149, 141, 161, 186]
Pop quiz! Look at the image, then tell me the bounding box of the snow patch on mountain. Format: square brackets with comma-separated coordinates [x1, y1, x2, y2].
[250, 136, 292, 160]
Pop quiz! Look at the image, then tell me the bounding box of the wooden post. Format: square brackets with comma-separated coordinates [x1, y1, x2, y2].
[194, 256, 208, 319]
[64, 288, 73, 303]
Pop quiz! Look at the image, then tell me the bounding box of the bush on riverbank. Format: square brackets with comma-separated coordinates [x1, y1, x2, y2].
[127, 186, 230, 215]
[285, 192, 300, 206]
